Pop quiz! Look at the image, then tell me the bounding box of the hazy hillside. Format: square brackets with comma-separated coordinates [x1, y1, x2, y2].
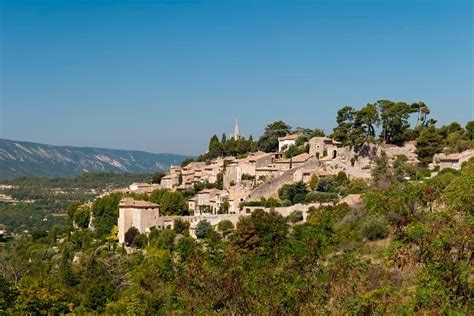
[0, 139, 190, 180]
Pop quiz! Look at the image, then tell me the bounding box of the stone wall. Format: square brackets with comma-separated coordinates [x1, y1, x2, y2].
[246, 158, 320, 201]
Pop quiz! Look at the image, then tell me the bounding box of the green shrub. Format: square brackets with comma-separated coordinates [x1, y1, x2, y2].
[132, 233, 148, 249]
[240, 197, 281, 209]
[415, 168, 431, 179]
[217, 220, 234, 237]
[73, 207, 90, 229]
[278, 181, 309, 204]
[195, 220, 213, 239]
[438, 167, 460, 175]
[173, 218, 190, 235]
[317, 177, 338, 192]
[360, 215, 389, 241]
[287, 210, 303, 223]
[309, 174, 319, 190]
[305, 191, 339, 203]
[348, 178, 369, 193]
[335, 171, 349, 185]
[124, 226, 139, 246]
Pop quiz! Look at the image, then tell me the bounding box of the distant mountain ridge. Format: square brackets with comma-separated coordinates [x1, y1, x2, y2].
[0, 139, 191, 180]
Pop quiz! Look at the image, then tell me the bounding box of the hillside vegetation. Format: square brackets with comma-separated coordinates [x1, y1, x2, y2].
[0, 158, 472, 314]
[0, 173, 152, 230]
[0, 101, 472, 314]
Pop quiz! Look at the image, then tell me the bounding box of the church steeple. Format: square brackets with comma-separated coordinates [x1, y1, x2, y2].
[233, 119, 243, 140]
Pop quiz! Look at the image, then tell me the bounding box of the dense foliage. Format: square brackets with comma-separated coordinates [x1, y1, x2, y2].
[1, 157, 471, 314]
[0, 106, 473, 313]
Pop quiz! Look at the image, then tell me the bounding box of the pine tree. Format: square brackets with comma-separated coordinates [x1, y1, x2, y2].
[415, 125, 443, 166]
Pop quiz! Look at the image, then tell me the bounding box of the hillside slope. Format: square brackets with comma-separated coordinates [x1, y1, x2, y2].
[0, 139, 190, 179]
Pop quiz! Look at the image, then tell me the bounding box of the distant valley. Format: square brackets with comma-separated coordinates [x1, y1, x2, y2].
[0, 139, 191, 180]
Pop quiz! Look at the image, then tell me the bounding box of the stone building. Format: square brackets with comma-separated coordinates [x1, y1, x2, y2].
[309, 137, 342, 159]
[118, 198, 160, 244]
[274, 152, 313, 170]
[278, 133, 301, 152]
[223, 152, 274, 188]
[432, 149, 474, 170]
[161, 174, 180, 189]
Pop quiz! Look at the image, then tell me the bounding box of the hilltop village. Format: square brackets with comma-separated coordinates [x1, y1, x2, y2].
[2, 100, 473, 314]
[112, 108, 474, 244]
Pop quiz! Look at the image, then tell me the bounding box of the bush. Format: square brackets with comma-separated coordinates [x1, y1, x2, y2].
[240, 198, 281, 209]
[360, 215, 389, 241]
[348, 178, 369, 193]
[305, 191, 339, 203]
[438, 168, 460, 175]
[150, 229, 176, 250]
[317, 177, 338, 192]
[278, 181, 309, 204]
[309, 174, 319, 191]
[132, 233, 148, 248]
[124, 226, 139, 246]
[195, 220, 213, 239]
[415, 168, 431, 179]
[218, 200, 230, 214]
[73, 207, 90, 229]
[287, 210, 303, 223]
[335, 171, 349, 185]
[217, 220, 234, 237]
[173, 218, 190, 235]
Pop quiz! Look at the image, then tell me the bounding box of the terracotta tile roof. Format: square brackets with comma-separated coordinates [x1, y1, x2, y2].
[291, 153, 313, 163]
[248, 152, 273, 162]
[119, 198, 159, 208]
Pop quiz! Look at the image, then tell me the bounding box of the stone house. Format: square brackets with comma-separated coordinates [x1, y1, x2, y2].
[195, 189, 220, 214]
[223, 152, 274, 188]
[309, 137, 342, 159]
[118, 198, 160, 244]
[128, 182, 160, 194]
[293, 168, 329, 183]
[161, 174, 180, 189]
[433, 149, 474, 170]
[169, 165, 182, 174]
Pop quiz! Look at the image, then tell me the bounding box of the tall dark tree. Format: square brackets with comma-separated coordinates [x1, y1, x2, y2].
[309, 128, 325, 138]
[332, 106, 355, 145]
[221, 133, 227, 143]
[208, 134, 223, 158]
[415, 125, 443, 166]
[376, 100, 412, 145]
[466, 121, 474, 141]
[151, 172, 166, 184]
[124, 226, 140, 246]
[257, 121, 291, 152]
[355, 103, 379, 139]
[411, 101, 431, 128]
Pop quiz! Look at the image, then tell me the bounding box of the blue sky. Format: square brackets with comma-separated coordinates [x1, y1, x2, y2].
[1, 0, 472, 155]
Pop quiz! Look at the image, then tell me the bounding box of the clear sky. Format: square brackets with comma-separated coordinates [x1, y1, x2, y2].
[1, 0, 472, 155]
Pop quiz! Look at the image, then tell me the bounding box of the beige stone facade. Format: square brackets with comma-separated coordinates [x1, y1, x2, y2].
[223, 152, 274, 188]
[118, 198, 160, 244]
[128, 182, 160, 194]
[433, 149, 474, 170]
